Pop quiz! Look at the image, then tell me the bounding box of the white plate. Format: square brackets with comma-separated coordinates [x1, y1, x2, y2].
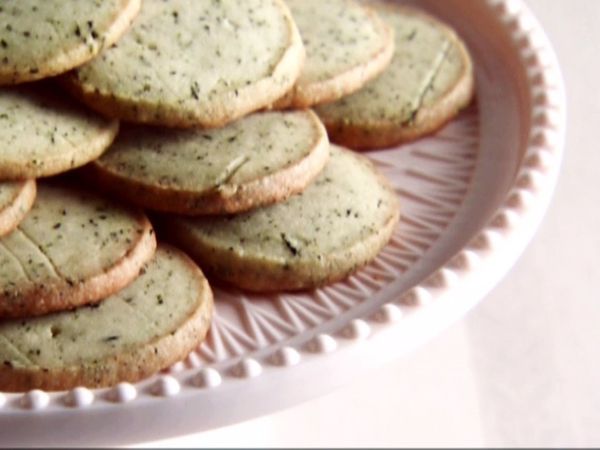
[0, 0, 565, 446]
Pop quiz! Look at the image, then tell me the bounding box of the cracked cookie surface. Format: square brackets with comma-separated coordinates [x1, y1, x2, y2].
[0, 245, 213, 392]
[88, 110, 329, 215]
[0, 183, 156, 319]
[0, 0, 141, 85]
[164, 146, 399, 291]
[315, 4, 474, 150]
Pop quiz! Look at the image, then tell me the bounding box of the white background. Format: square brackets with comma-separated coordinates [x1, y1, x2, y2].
[140, 0, 599, 446]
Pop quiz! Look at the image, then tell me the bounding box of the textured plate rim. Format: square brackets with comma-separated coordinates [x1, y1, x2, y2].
[0, 0, 566, 444]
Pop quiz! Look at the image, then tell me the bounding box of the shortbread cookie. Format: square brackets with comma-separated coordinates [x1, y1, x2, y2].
[315, 5, 474, 150]
[275, 0, 394, 108]
[0, 245, 213, 392]
[0, 183, 156, 319]
[0, 0, 141, 85]
[0, 180, 36, 237]
[0, 86, 119, 179]
[62, 0, 305, 128]
[165, 146, 399, 292]
[88, 111, 329, 215]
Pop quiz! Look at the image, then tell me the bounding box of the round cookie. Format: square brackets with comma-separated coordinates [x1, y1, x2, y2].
[0, 183, 157, 319]
[62, 0, 305, 128]
[275, 0, 394, 108]
[88, 110, 330, 215]
[0, 86, 119, 179]
[164, 146, 399, 292]
[0, 180, 36, 237]
[0, 0, 141, 85]
[315, 4, 475, 150]
[0, 245, 213, 392]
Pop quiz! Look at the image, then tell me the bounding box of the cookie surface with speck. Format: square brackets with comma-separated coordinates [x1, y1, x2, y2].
[0, 245, 213, 392]
[0, 86, 118, 179]
[315, 4, 474, 150]
[276, 0, 394, 108]
[89, 110, 329, 215]
[165, 146, 399, 292]
[0, 0, 141, 85]
[0, 183, 156, 319]
[0, 180, 36, 237]
[63, 0, 305, 128]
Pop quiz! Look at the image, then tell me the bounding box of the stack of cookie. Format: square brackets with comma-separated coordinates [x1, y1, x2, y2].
[0, 0, 473, 392]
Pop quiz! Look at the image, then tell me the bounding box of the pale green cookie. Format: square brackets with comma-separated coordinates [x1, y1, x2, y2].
[276, 0, 394, 108]
[89, 110, 329, 215]
[0, 245, 213, 392]
[0, 86, 118, 179]
[0, 180, 36, 237]
[63, 0, 305, 128]
[315, 4, 474, 150]
[0, 183, 157, 319]
[0, 0, 141, 85]
[165, 146, 399, 292]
